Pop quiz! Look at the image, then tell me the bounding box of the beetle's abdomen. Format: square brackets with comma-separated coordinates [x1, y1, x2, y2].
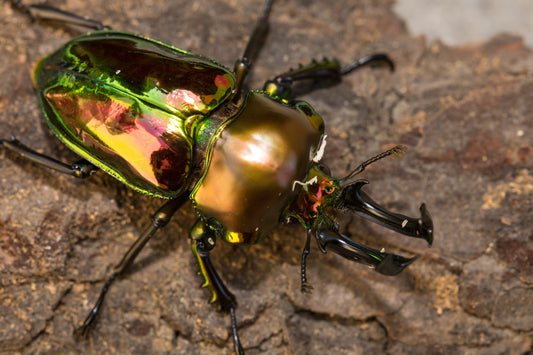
[34, 31, 235, 198]
[191, 92, 324, 244]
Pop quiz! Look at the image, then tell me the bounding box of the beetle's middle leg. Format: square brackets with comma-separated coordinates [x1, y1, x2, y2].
[1, 138, 98, 178]
[74, 196, 186, 338]
[190, 220, 244, 355]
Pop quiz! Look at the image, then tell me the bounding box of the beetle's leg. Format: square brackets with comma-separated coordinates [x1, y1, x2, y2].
[10, 0, 108, 30]
[190, 220, 244, 355]
[263, 54, 393, 100]
[339, 144, 407, 183]
[1, 138, 97, 178]
[315, 227, 417, 276]
[340, 180, 433, 246]
[232, 0, 274, 99]
[74, 196, 186, 338]
[300, 229, 314, 294]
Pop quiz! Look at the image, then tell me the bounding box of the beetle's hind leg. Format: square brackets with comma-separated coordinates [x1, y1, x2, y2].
[74, 197, 186, 338]
[9, 0, 108, 30]
[1, 137, 98, 178]
[190, 220, 244, 355]
[263, 54, 394, 100]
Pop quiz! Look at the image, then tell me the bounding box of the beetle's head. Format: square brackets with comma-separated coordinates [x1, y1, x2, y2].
[286, 158, 433, 276]
[285, 165, 341, 228]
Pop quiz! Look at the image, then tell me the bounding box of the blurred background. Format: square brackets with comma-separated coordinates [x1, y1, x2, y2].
[396, 0, 533, 47]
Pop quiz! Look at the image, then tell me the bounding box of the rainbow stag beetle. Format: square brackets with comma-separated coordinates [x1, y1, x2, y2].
[3, 0, 433, 353]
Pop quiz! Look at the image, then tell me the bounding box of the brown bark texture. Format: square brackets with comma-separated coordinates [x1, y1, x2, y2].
[1, 0, 532, 354]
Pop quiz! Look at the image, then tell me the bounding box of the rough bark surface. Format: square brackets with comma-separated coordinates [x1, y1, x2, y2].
[1, 0, 532, 354]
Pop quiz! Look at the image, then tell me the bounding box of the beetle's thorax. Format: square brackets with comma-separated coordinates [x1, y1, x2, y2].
[190, 92, 325, 244]
[187, 98, 242, 191]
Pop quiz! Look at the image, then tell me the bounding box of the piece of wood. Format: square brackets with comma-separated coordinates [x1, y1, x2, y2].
[1, 0, 532, 353]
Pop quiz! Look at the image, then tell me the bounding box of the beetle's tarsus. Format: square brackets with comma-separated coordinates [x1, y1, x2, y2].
[231, 306, 245, 355]
[340, 53, 395, 75]
[301, 281, 314, 294]
[300, 229, 314, 294]
[73, 319, 91, 340]
[73, 273, 116, 341]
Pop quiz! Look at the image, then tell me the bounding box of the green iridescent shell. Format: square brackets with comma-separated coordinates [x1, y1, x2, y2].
[34, 31, 235, 198]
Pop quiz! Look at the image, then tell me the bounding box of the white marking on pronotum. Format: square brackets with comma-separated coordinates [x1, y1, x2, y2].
[380, 248, 386, 253]
[292, 176, 318, 191]
[312, 134, 327, 162]
[401, 219, 408, 228]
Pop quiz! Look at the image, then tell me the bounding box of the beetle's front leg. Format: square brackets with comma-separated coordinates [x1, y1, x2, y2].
[1, 138, 98, 178]
[263, 54, 394, 100]
[190, 220, 244, 355]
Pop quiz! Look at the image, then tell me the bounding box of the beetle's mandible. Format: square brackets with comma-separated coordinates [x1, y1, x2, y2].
[2, 0, 433, 353]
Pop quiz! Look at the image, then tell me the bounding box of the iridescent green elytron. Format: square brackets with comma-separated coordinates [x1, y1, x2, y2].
[35, 31, 235, 197]
[4, 1, 434, 353]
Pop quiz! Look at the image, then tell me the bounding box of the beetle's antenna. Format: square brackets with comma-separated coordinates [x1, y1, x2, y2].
[233, 0, 274, 99]
[339, 145, 406, 184]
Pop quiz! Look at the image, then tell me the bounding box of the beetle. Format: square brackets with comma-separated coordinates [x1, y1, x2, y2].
[3, 0, 433, 353]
